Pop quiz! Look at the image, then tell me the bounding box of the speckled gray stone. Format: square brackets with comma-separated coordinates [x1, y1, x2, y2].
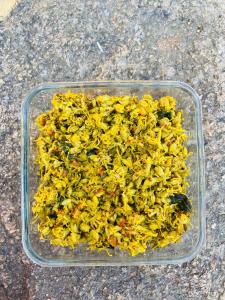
[1, 0, 225, 299]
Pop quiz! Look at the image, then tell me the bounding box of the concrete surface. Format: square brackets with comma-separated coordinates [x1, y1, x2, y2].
[0, 0, 225, 299]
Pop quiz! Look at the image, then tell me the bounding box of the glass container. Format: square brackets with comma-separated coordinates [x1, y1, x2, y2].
[21, 81, 205, 266]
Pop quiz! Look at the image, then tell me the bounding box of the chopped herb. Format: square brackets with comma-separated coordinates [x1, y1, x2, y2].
[87, 148, 98, 156]
[49, 212, 57, 219]
[61, 142, 73, 155]
[157, 110, 172, 120]
[68, 153, 75, 160]
[170, 194, 192, 212]
[58, 195, 65, 203]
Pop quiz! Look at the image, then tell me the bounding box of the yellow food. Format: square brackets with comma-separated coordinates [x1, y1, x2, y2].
[33, 92, 191, 256]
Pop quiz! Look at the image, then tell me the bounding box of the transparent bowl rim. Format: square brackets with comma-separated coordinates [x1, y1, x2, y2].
[21, 80, 205, 266]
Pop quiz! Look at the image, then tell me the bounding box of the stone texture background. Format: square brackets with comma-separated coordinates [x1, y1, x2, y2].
[0, 0, 225, 299]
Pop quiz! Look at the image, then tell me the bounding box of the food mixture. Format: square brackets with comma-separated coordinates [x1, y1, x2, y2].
[33, 92, 191, 256]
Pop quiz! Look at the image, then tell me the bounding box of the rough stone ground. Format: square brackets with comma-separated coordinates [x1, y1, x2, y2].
[0, 0, 225, 299]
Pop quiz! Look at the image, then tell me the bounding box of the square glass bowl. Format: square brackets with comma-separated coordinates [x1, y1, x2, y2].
[21, 81, 205, 266]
